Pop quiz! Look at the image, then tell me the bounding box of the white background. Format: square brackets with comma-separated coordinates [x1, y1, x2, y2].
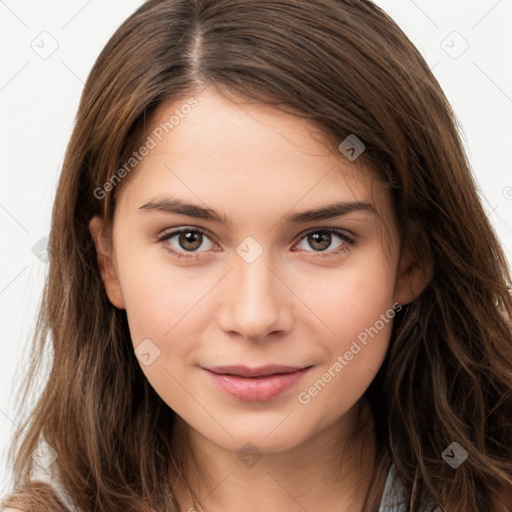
[1, 0, 511, 493]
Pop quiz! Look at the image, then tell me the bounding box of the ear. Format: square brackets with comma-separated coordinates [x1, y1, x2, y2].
[89, 216, 125, 309]
[393, 243, 433, 306]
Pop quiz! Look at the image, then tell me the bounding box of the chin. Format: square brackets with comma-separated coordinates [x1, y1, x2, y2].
[195, 414, 313, 455]
[221, 430, 306, 455]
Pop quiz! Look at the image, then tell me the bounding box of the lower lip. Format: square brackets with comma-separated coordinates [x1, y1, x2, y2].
[204, 367, 311, 402]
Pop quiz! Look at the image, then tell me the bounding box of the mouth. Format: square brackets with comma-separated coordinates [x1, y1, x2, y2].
[203, 364, 314, 401]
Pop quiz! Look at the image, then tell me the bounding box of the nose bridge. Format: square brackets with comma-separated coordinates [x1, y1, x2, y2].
[218, 248, 291, 340]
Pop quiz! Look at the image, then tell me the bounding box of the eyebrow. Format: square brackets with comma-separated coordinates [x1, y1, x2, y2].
[138, 198, 376, 227]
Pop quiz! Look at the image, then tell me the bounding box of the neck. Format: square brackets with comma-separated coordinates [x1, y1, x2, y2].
[169, 400, 379, 512]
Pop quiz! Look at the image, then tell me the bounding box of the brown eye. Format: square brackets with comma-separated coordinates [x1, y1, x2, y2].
[177, 230, 203, 251]
[296, 228, 352, 253]
[157, 227, 216, 257]
[307, 232, 332, 251]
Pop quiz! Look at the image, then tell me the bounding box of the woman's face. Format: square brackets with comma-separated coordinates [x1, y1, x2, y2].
[90, 87, 423, 454]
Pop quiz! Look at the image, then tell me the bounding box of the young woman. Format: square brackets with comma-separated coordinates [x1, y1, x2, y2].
[3, 1, 512, 511]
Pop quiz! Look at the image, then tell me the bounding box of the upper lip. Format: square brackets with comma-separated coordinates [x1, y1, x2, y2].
[205, 365, 311, 378]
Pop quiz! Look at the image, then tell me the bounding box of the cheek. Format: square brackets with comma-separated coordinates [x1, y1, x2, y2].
[114, 244, 220, 401]
[296, 304, 394, 428]
[115, 241, 212, 343]
[295, 248, 396, 403]
[304, 246, 396, 340]
[115, 249, 210, 416]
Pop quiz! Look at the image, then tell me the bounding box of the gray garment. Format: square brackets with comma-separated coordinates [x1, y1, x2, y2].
[378, 463, 408, 511]
[378, 463, 439, 512]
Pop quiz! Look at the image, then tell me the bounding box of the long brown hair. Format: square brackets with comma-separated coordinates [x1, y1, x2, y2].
[3, 1, 512, 511]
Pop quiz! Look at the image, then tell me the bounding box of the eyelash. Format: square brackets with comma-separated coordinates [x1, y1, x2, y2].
[156, 226, 355, 260]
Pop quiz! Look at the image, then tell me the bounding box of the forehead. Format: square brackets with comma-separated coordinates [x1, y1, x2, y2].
[116, 88, 393, 229]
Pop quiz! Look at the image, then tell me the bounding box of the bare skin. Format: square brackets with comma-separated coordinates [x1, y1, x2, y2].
[89, 86, 431, 511]
[167, 397, 377, 511]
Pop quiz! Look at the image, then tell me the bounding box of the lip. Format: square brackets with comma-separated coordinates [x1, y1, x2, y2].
[203, 365, 313, 401]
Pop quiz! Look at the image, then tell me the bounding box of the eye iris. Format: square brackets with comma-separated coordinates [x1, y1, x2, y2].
[178, 231, 202, 251]
[309, 232, 331, 251]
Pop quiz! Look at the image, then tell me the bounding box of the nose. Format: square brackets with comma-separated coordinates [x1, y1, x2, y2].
[218, 251, 293, 342]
